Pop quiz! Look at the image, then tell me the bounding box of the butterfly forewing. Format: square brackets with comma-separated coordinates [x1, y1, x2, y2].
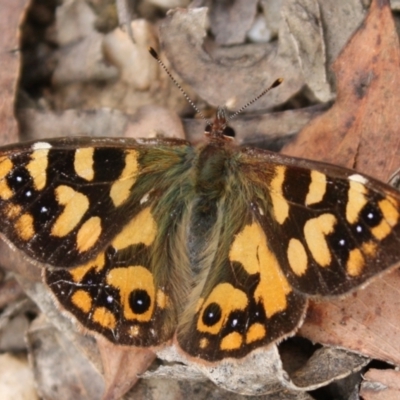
[238, 148, 400, 296]
[0, 137, 190, 266]
[0, 137, 194, 347]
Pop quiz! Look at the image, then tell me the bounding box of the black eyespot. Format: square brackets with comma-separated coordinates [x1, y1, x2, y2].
[226, 310, 245, 331]
[129, 289, 151, 314]
[7, 167, 32, 191]
[202, 302, 222, 327]
[361, 203, 382, 227]
[32, 198, 53, 224]
[327, 223, 354, 262]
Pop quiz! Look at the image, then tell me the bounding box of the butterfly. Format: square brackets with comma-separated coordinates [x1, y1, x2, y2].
[0, 95, 399, 363]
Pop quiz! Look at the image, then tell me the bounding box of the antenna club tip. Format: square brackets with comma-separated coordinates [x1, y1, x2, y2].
[272, 78, 283, 88]
[148, 47, 158, 59]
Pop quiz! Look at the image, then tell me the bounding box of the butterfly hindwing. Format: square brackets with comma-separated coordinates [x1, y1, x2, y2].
[176, 146, 307, 361]
[176, 203, 307, 361]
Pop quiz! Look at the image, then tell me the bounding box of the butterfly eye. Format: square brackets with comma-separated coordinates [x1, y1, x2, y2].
[222, 126, 235, 138]
[202, 302, 222, 326]
[129, 289, 151, 314]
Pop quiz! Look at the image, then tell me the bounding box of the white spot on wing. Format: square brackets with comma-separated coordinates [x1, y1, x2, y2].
[349, 174, 368, 184]
[140, 192, 150, 205]
[32, 142, 52, 150]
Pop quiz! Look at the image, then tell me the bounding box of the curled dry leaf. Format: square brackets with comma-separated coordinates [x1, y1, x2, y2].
[283, 0, 367, 102]
[159, 7, 305, 110]
[131, 378, 315, 400]
[360, 368, 400, 400]
[316, 0, 367, 66]
[17, 274, 103, 373]
[18, 108, 133, 141]
[124, 105, 186, 139]
[143, 339, 367, 396]
[0, 353, 38, 399]
[26, 314, 104, 400]
[283, 0, 400, 180]
[97, 336, 156, 400]
[300, 271, 400, 366]
[103, 20, 158, 90]
[0, 0, 25, 145]
[194, 0, 258, 45]
[281, 0, 332, 102]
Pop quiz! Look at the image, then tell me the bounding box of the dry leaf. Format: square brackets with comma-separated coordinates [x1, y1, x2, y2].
[0, 353, 38, 399]
[27, 315, 104, 400]
[0, 0, 26, 145]
[283, 0, 400, 180]
[124, 105, 186, 139]
[98, 337, 156, 400]
[299, 271, 400, 366]
[194, 0, 258, 45]
[160, 7, 305, 110]
[103, 20, 158, 90]
[281, 0, 331, 102]
[360, 368, 400, 400]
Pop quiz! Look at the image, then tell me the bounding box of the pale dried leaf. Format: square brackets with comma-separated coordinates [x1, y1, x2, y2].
[27, 315, 104, 400]
[299, 270, 400, 366]
[98, 337, 156, 400]
[282, 0, 332, 101]
[283, 0, 400, 181]
[0, 353, 38, 399]
[360, 369, 400, 400]
[160, 7, 304, 110]
[0, 0, 26, 145]
[103, 20, 158, 90]
[195, 0, 258, 45]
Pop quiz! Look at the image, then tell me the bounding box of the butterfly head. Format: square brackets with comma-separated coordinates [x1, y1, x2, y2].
[205, 107, 235, 142]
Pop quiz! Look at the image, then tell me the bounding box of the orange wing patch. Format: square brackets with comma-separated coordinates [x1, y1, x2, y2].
[229, 221, 291, 317]
[51, 186, 89, 237]
[110, 150, 139, 207]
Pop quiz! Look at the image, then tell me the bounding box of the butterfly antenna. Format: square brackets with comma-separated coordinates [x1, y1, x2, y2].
[148, 47, 210, 124]
[226, 78, 283, 123]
